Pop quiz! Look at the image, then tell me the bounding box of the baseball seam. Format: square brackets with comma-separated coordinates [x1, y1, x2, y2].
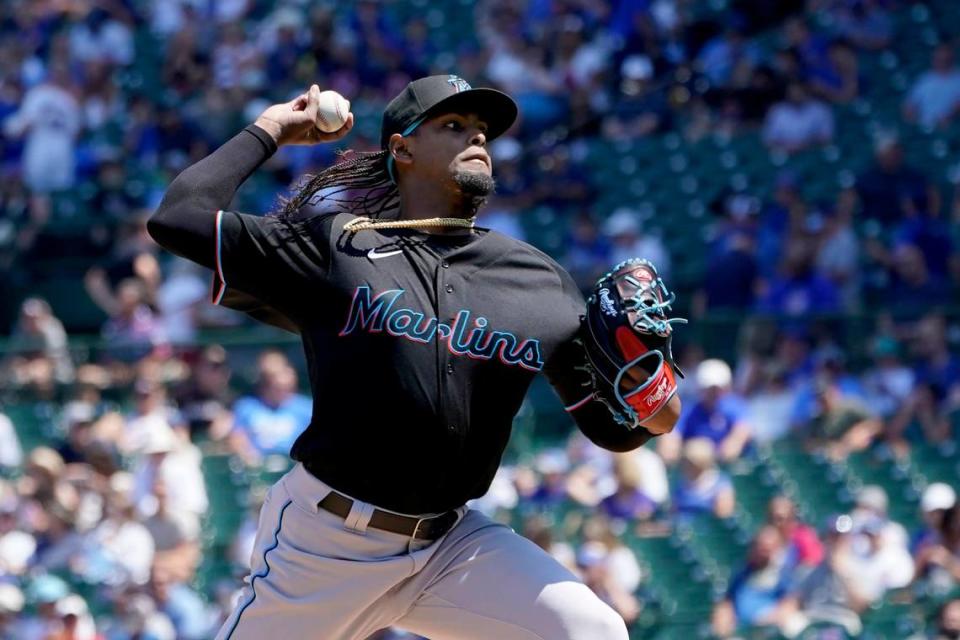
[317, 109, 330, 131]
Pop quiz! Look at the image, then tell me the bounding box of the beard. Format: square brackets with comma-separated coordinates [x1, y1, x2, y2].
[452, 169, 495, 217]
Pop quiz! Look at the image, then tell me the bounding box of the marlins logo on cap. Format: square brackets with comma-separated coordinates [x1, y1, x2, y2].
[447, 75, 471, 93]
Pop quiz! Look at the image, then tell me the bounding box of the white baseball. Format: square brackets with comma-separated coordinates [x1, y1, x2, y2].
[315, 90, 350, 133]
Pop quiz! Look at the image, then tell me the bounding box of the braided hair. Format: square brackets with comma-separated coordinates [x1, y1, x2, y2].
[271, 149, 399, 222]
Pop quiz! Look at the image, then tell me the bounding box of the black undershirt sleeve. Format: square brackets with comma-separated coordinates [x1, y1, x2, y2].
[146, 124, 278, 269]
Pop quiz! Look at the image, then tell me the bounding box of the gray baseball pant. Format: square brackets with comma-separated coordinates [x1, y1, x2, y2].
[215, 463, 628, 640]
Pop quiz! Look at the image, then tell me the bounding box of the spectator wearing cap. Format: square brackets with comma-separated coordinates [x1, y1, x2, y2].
[846, 516, 914, 603]
[903, 44, 960, 129]
[131, 422, 208, 523]
[768, 496, 824, 571]
[575, 541, 641, 627]
[659, 359, 752, 465]
[914, 503, 960, 596]
[46, 593, 98, 640]
[913, 483, 957, 554]
[602, 55, 671, 140]
[762, 82, 835, 153]
[852, 485, 910, 553]
[601, 208, 670, 280]
[672, 437, 736, 519]
[16, 574, 71, 639]
[712, 525, 793, 636]
[226, 350, 311, 464]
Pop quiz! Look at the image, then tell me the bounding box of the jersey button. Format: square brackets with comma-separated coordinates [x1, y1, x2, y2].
[441, 261, 450, 269]
[445, 284, 454, 293]
[446, 363, 454, 374]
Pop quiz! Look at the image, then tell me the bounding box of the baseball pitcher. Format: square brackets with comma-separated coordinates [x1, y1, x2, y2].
[148, 76, 684, 640]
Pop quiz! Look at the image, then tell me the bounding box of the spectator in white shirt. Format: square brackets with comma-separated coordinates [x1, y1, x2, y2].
[131, 422, 208, 521]
[2, 61, 82, 193]
[763, 82, 834, 153]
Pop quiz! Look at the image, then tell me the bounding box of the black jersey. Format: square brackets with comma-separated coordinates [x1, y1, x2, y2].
[149, 125, 653, 514]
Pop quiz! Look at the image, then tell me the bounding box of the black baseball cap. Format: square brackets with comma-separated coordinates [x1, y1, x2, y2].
[380, 74, 518, 151]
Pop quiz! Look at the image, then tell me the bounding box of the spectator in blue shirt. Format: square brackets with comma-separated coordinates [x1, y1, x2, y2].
[757, 237, 841, 317]
[712, 526, 793, 635]
[660, 359, 752, 465]
[226, 350, 312, 463]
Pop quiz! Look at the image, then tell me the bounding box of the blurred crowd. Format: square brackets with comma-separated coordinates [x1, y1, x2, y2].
[0, 308, 958, 637]
[0, 0, 958, 638]
[0, 0, 957, 322]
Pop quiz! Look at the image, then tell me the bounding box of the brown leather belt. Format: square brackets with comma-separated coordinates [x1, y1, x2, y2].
[317, 491, 460, 541]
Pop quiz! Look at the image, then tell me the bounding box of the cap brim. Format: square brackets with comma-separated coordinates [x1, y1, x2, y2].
[420, 88, 518, 141]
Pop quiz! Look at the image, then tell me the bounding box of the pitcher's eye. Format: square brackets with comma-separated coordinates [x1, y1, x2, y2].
[445, 121, 464, 131]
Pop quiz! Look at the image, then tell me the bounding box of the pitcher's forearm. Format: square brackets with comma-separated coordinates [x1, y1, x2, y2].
[147, 124, 278, 268]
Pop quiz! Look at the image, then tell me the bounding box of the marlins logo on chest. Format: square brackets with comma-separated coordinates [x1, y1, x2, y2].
[338, 286, 544, 371]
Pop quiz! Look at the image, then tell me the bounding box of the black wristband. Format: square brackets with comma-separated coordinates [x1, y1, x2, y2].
[243, 124, 279, 156]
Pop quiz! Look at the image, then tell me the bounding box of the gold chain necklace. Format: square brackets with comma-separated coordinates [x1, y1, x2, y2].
[343, 216, 476, 233]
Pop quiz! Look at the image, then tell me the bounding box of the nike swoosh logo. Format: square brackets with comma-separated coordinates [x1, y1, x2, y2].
[367, 248, 403, 260]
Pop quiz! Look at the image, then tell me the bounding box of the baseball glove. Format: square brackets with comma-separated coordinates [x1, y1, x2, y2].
[582, 258, 686, 430]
